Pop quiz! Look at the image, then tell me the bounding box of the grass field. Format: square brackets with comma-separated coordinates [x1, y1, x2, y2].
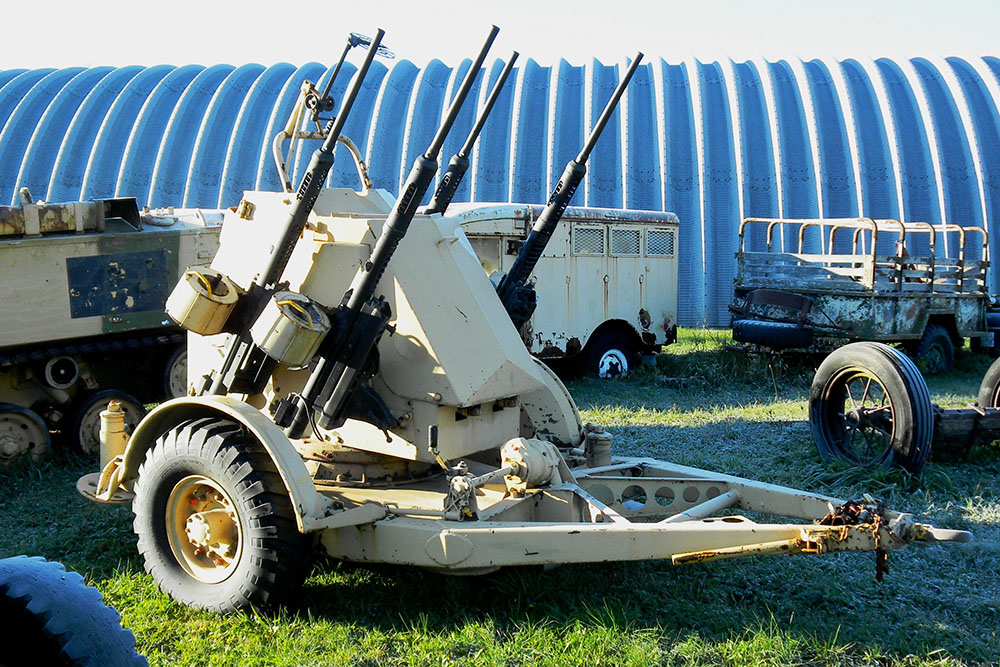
[2, 329, 998, 666]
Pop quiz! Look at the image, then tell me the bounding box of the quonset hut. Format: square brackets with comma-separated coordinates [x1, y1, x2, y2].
[1, 56, 998, 326]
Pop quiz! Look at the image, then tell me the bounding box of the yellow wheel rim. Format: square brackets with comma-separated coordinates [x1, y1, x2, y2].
[165, 475, 243, 584]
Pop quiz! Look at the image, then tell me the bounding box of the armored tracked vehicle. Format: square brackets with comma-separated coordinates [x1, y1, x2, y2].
[0, 193, 221, 463]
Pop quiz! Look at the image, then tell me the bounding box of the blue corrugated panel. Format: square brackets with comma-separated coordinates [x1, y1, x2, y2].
[624, 61, 661, 211]
[0, 70, 53, 141]
[0, 68, 85, 204]
[473, 59, 516, 202]
[803, 60, 857, 221]
[699, 61, 738, 325]
[948, 57, 1000, 285]
[873, 59, 937, 257]
[912, 58, 983, 261]
[79, 65, 173, 201]
[116, 65, 203, 203]
[587, 60, 624, 209]
[840, 60, 899, 221]
[511, 59, 550, 204]
[15, 67, 115, 202]
[551, 60, 584, 198]
[148, 64, 234, 207]
[733, 61, 778, 252]
[46, 66, 143, 202]
[367, 59, 418, 194]
[659, 61, 701, 325]
[184, 64, 265, 208]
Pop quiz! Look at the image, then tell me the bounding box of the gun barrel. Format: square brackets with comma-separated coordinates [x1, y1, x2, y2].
[424, 51, 519, 216]
[496, 52, 643, 329]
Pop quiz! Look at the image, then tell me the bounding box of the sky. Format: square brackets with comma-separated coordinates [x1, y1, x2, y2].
[3, 0, 998, 70]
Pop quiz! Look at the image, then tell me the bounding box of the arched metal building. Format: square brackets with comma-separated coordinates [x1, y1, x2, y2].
[2, 56, 998, 326]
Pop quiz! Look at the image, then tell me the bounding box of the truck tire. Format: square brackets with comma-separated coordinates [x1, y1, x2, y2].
[582, 331, 637, 378]
[132, 417, 311, 614]
[977, 356, 1000, 407]
[810, 342, 933, 473]
[71, 390, 146, 456]
[913, 324, 955, 374]
[0, 403, 50, 465]
[161, 346, 188, 400]
[0, 556, 147, 666]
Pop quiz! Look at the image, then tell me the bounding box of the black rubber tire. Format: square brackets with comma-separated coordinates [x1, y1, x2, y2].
[977, 356, 1000, 408]
[132, 417, 311, 614]
[581, 331, 638, 378]
[913, 324, 955, 374]
[0, 556, 147, 667]
[70, 390, 146, 456]
[810, 342, 934, 473]
[161, 345, 188, 400]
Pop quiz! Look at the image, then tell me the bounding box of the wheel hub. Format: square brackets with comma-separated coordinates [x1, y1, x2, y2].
[166, 475, 242, 583]
[597, 349, 628, 378]
[0, 434, 25, 461]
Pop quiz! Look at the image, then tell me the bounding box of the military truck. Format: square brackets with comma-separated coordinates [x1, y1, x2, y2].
[456, 204, 679, 377]
[0, 193, 222, 463]
[730, 216, 997, 373]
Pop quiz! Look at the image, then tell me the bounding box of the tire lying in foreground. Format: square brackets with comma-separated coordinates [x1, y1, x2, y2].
[810, 342, 934, 473]
[977, 355, 1000, 408]
[132, 417, 311, 614]
[0, 556, 147, 667]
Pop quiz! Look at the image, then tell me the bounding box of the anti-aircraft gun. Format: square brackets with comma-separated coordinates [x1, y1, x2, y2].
[78, 27, 971, 616]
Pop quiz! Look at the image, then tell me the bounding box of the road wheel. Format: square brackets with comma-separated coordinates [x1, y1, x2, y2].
[977, 356, 1000, 407]
[913, 324, 955, 374]
[71, 390, 146, 456]
[0, 556, 147, 666]
[810, 342, 933, 473]
[582, 331, 637, 378]
[162, 346, 188, 399]
[132, 417, 310, 614]
[0, 403, 50, 465]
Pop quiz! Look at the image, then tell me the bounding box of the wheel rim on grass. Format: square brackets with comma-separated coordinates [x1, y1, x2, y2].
[817, 367, 895, 466]
[165, 475, 243, 584]
[0, 404, 50, 464]
[597, 348, 629, 378]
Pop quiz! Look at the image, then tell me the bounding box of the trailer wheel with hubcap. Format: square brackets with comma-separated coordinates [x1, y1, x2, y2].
[0, 556, 147, 666]
[582, 331, 637, 378]
[0, 403, 50, 465]
[810, 342, 933, 473]
[132, 417, 310, 614]
[71, 390, 146, 455]
[161, 346, 188, 400]
[913, 323, 955, 374]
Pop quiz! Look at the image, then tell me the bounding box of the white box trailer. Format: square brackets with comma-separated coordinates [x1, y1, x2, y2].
[454, 203, 680, 376]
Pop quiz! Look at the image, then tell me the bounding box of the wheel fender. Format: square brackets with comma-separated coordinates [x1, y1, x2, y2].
[119, 396, 330, 532]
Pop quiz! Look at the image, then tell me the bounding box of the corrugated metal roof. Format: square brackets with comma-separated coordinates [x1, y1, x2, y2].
[1, 56, 998, 326]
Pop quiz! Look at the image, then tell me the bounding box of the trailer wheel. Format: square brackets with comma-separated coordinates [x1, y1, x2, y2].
[977, 356, 1000, 407]
[0, 403, 50, 465]
[0, 556, 147, 666]
[71, 390, 146, 456]
[913, 324, 955, 374]
[162, 346, 188, 399]
[810, 342, 933, 473]
[132, 417, 310, 614]
[582, 331, 637, 378]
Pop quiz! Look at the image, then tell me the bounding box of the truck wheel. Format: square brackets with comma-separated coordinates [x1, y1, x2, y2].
[162, 346, 188, 399]
[71, 390, 146, 456]
[977, 356, 1000, 407]
[810, 342, 933, 473]
[132, 417, 310, 614]
[0, 403, 50, 465]
[914, 324, 955, 374]
[0, 556, 147, 666]
[582, 331, 637, 378]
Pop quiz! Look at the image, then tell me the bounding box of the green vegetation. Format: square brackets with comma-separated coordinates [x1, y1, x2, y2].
[1, 329, 997, 665]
